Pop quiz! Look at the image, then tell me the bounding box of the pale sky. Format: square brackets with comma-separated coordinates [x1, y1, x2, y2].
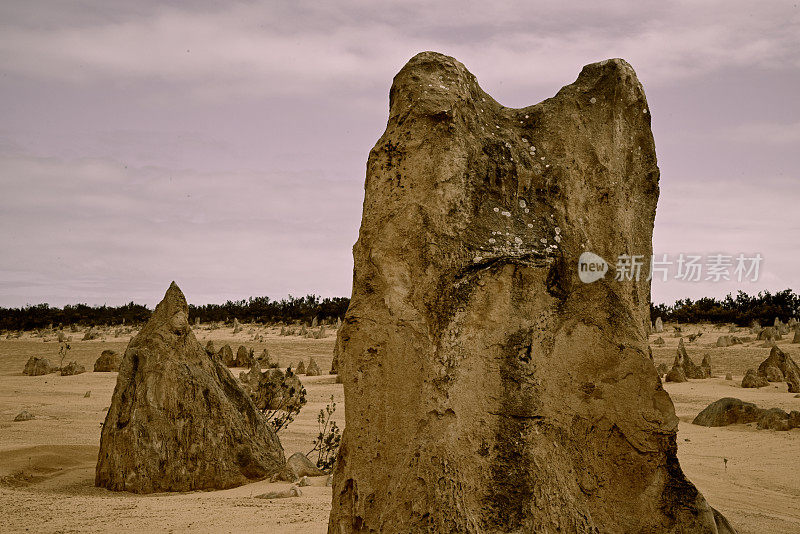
[0, 1, 798, 307]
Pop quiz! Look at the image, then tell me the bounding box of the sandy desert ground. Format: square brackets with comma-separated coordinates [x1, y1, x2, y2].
[1, 322, 798, 533]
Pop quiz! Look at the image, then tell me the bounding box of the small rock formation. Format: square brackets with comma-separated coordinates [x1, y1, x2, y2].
[234, 345, 255, 367]
[285, 452, 326, 479]
[757, 346, 800, 393]
[716, 335, 732, 347]
[656, 363, 669, 376]
[654, 316, 663, 333]
[793, 330, 800, 344]
[725, 373, 733, 381]
[256, 485, 302, 499]
[741, 369, 769, 388]
[329, 52, 733, 533]
[692, 398, 762, 426]
[14, 410, 34, 421]
[60, 361, 86, 376]
[84, 391, 91, 398]
[94, 350, 121, 372]
[693, 398, 799, 431]
[23, 356, 57, 376]
[305, 358, 321, 376]
[330, 334, 342, 374]
[757, 327, 781, 342]
[96, 282, 285, 493]
[673, 339, 708, 379]
[665, 366, 687, 383]
[205, 340, 216, 355]
[258, 349, 271, 365]
[756, 409, 791, 431]
[312, 316, 319, 328]
[217, 344, 235, 367]
[233, 318, 242, 334]
[701, 354, 712, 376]
[83, 328, 100, 340]
[653, 336, 665, 346]
[296, 360, 306, 375]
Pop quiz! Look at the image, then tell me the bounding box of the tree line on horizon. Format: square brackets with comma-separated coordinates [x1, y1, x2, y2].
[650, 288, 798, 326]
[0, 289, 796, 332]
[0, 294, 350, 331]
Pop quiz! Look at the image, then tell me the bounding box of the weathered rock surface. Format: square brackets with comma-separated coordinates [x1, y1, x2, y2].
[60, 361, 86, 376]
[757, 346, 800, 393]
[94, 350, 121, 372]
[763, 365, 784, 382]
[296, 360, 306, 375]
[96, 282, 285, 493]
[692, 398, 763, 426]
[328, 52, 732, 533]
[23, 356, 57, 376]
[654, 316, 663, 333]
[741, 369, 769, 389]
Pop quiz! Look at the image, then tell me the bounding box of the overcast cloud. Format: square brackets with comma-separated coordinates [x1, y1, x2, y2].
[0, 1, 798, 307]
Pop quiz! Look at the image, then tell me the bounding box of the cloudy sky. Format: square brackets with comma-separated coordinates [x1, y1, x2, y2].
[0, 1, 798, 308]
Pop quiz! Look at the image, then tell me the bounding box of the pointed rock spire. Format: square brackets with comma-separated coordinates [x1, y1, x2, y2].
[96, 282, 285, 493]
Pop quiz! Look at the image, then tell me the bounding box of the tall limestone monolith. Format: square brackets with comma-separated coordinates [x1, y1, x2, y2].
[328, 52, 733, 533]
[96, 282, 285, 493]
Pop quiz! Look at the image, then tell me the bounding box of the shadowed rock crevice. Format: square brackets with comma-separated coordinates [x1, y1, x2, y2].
[328, 52, 734, 533]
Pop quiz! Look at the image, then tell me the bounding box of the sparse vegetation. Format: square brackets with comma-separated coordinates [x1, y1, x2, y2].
[307, 395, 341, 471]
[253, 367, 307, 433]
[58, 342, 71, 369]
